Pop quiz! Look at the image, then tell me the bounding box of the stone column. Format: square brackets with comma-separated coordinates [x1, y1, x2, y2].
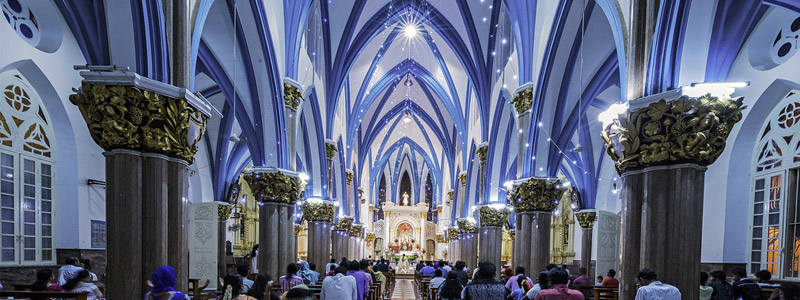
[70, 68, 211, 299]
[477, 205, 511, 277]
[510, 85, 533, 178]
[346, 170, 355, 217]
[349, 224, 363, 260]
[601, 93, 744, 300]
[447, 227, 459, 263]
[294, 225, 302, 263]
[457, 219, 478, 269]
[333, 217, 353, 261]
[283, 79, 305, 171]
[300, 199, 335, 272]
[575, 211, 596, 277]
[513, 212, 531, 271]
[325, 141, 337, 200]
[217, 204, 234, 276]
[476, 144, 488, 203]
[167, 158, 190, 292]
[243, 168, 304, 279]
[507, 177, 565, 275]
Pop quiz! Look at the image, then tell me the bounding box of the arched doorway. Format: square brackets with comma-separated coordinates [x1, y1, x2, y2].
[425, 239, 435, 261]
[374, 238, 384, 258]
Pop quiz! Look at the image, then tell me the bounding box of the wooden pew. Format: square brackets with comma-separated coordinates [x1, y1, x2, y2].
[0, 290, 89, 300]
[429, 287, 438, 300]
[592, 286, 619, 300]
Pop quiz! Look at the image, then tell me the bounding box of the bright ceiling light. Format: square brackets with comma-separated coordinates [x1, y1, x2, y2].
[403, 111, 412, 123]
[404, 24, 418, 38]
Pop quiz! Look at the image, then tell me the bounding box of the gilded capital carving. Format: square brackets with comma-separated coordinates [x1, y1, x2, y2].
[365, 232, 376, 242]
[349, 224, 363, 237]
[218, 204, 234, 221]
[283, 82, 304, 110]
[476, 145, 489, 162]
[243, 171, 303, 204]
[325, 142, 338, 159]
[435, 234, 446, 243]
[510, 87, 533, 114]
[456, 218, 478, 233]
[333, 216, 354, 231]
[507, 177, 565, 212]
[478, 205, 511, 227]
[458, 172, 467, 187]
[508, 230, 515, 241]
[575, 211, 596, 228]
[70, 83, 208, 162]
[299, 200, 335, 222]
[447, 227, 460, 240]
[345, 170, 354, 184]
[601, 95, 745, 174]
[294, 224, 303, 235]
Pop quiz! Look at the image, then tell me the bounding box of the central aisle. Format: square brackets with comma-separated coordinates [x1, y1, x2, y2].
[391, 279, 419, 300]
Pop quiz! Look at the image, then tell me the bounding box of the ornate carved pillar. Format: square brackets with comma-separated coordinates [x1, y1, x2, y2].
[477, 205, 511, 277]
[510, 85, 533, 177]
[283, 79, 305, 171]
[575, 211, 596, 277]
[70, 68, 210, 299]
[325, 141, 337, 200]
[457, 172, 467, 217]
[601, 92, 744, 300]
[349, 224, 363, 260]
[294, 224, 302, 263]
[243, 168, 304, 279]
[217, 204, 234, 276]
[476, 144, 488, 203]
[447, 227, 459, 263]
[507, 177, 565, 275]
[300, 199, 335, 274]
[332, 217, 353, 261]
[345, 170, 354, 218]
[457, 218, 478, 269]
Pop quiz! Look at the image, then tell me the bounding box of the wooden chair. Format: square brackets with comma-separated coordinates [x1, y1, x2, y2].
[429, 287, 438, 300]
[0, 290, 89, 300]
[593, 286, 619, 300]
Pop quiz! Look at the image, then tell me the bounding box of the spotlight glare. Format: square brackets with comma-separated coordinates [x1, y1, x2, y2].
[404, 24, 418, 38]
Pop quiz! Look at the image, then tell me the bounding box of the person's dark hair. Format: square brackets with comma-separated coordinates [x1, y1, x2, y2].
[607, 269, 616, 278]
[330, 258, 336, 263]
[701, 272, 709, 286]
[237, 264, 249, 277]
[309, 263, 316, 271]
[517, 275, 528, 292]
[80, 258, 92, 271]
[250, 244, 259, 257]
[359, 260, 369, 270]
[477, 262, 496, 279]
[778, 283, 800, 300]
[439, 272, 463, 298]
[732, 268, 748, 279]
[515, 266, 525, 275]
[285, 286, 314, 299]
[536, 271, 550, 289]
[597, 276, 603, 281]
[426, 261, 433, 266]
[756, 269, 772, 282]
[335, 266, 348, 275]
[329, 264, 336, 271]
[348, 261, 360, 271]
[545, 264, 558, 271]
[341, 257, 347, 262]
[435, 269, 442, 277]
[31, 269, 54, 291]
[548, 268, 569, 285]
[222, 274, 243, 296]
[246, 274, 271, 300]
[711, 270, 727, 282]
[636, 269, 658, 281]
[381, 259, 386, 264]
[579, 267, 587, 275]
[62, 270, 91, 291]
[455, 261, 465, 270]
[65, 257, 77, 265]
[286, 263, 298, 278]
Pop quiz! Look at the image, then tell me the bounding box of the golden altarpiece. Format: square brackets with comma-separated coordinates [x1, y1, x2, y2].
[549, 192, 576, 264]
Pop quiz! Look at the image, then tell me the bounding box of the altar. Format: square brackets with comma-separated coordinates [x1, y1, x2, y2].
[379, 194, 430, 266]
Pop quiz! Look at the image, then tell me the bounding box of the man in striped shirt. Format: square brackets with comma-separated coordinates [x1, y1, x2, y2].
[634, 269, 681, 300]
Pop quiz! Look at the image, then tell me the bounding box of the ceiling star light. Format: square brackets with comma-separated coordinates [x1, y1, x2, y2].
[404, 23, 418, 38]
[403, 110, 412, 123]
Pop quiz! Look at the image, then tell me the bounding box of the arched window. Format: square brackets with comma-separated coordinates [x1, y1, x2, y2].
[425, 174, 436, 222]
[376, 175, 386, 221]
[749, 91, 800, 278]
[0, 69, 56, 265]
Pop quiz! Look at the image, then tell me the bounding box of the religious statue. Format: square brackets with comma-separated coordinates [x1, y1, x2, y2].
[402, 192, 409, 206]
[397, 254, 411, 274]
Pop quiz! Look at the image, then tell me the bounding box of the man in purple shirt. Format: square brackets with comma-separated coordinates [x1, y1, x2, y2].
[346, 261, 370, 300]
[505, 266, 533, 291]
[420, 261, 436, 276]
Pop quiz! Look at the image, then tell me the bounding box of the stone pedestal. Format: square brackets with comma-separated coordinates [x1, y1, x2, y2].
[216, 204, 234, 278]
[575, 211, 596, 278]
[188, 203, 224, 290]
[300, 199, 335, 273]
[70, 69, 211, 299]
[600, 92, 744, 300]
[595, 210, 620, 282]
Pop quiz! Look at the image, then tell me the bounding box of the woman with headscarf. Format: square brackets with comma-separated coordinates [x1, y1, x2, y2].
[296, 261, 318, 285]
[216, 275, 256, 300]
[144, 265, 189, 300]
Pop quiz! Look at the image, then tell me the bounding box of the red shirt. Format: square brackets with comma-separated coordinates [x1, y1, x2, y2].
[534, 284, 585, 300]
[602, 277, 619, 287]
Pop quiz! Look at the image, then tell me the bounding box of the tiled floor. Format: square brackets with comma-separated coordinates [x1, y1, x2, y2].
[391, 279, 420, 300]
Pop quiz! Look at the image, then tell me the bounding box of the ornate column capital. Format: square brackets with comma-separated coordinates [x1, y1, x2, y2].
[333, 216, 354, 231]
[510, 85, 533, 114]
[345, 170, 354, 184]
[506, 177, 565, 212]
[458, 172, 467, 187]
[508, 229, 515, 241]
[365, 232, 376, 242]
[242, 167, 304, 204]
[447, 227, 460, 241]
[601, 93, 745, 174]
[218, 204, 234, 221]
[70, 68, 211, 163]
[294, 224, 303, 235]
[299, 199, 336, 222]
[477, 204, 512, 227]
[436, 234, 447, 243]
[283, 79, 304, 110]
[325, 141, 338, 159]
[476, 143, 489, 162]
[456, 218, 478, 233]
[447, 190, 454, 205]
[349, 224, 363, 237]
[575, 211, 597, 228]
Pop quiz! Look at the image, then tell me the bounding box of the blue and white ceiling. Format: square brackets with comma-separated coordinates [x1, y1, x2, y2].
[49, 0, 800, 224]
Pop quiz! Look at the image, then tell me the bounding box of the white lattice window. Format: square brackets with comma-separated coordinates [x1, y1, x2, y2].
[749, 91, 800, 278]
[0, 69, 55, 265]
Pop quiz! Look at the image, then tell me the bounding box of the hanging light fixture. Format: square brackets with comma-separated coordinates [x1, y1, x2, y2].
[403, 110, 412, 123]
[403, 73, 414, 87]
[572, 0, 586, 153]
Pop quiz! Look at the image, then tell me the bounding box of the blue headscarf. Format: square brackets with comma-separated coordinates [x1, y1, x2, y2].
[296, 261, 319, 285]
[146, 265, 188, 300]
